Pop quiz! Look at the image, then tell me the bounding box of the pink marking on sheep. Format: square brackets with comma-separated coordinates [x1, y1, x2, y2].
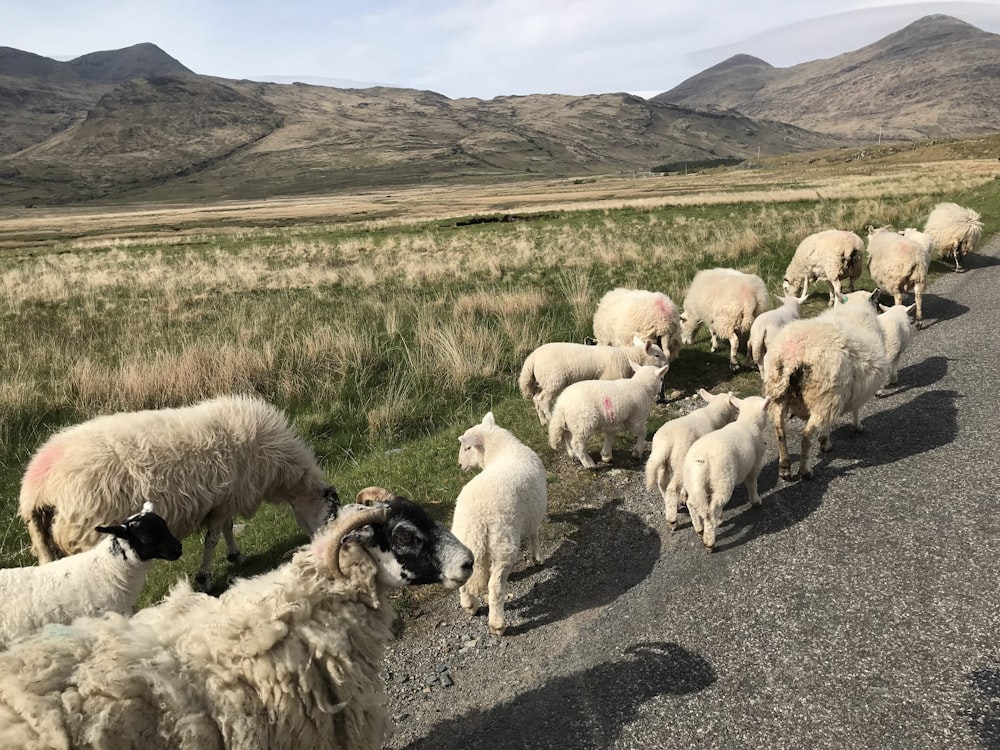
[22, 443, 62, 490]
[602, 397, 616, 422]
[779, 334, 807, 363]
[653, 295, 673, 321]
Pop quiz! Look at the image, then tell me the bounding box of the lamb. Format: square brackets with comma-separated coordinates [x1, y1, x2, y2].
[923, 201, 984, 272]
[747, 294, 803, 378]
[781, 229, 864, 306]
[763, 289, 889, 479]
[548, 362, 669, 469]
[518, 337, 669, 425]
[866, 225, 930, 328]
[644, 389, 740, 530]
[0, 502, 182, 649]
[19, 394, 340, 590]
[876, 302, 916, 393]
[0, 496, 473, 750]
[682, 396, 772, 550]
[592, 287, 683, 362]
[680, 268, 770, 371]
[452, 412, 547, 636]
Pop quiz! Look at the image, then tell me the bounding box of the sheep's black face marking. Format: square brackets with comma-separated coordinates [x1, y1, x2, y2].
[97, 510, 183, 562]
[322, 485, 341, 519]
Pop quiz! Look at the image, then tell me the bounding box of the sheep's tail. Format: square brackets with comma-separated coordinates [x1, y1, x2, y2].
[547, 408, 569, 451]
[764, 358, 807, 406]
[518, 353, 539, 399]
[842, 245, 861, 278]
[25, 505, 62, 564]
[644, 446, 668, 492]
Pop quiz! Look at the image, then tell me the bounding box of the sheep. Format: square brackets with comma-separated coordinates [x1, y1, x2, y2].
[18, 394, 340, 590]
[452, 412, 547, 636]
[747, 294, 804, 378]
[682, 395, 772, 550]
[548, 362, 669, 469]
[680, 268, 770, 371]
[876, 302, 917, 394]
[866, 225, 930, 328]
[923, 201, 984, 272]
[0, 502, 182, 649]
[762, 289, 889, 480]
[518, 337, 669, 425]
[644, 389, 740, 530]
[592, 287, 683, 362]
[781, 229, 864, 306]
[0, 497, 473, 750]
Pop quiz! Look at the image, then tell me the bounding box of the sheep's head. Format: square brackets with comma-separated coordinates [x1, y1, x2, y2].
[781, 277, 805, 299]
[458, 412, 496, 471]
[97, 505, 183, 562]
[679, 312, 700, 344]
[291, 483, 341, 536]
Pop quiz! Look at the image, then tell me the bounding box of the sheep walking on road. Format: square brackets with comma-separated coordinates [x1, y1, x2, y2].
[923, 202, 983, 272]
[866, 225, 930, 328]
[877, 302, 917, 394]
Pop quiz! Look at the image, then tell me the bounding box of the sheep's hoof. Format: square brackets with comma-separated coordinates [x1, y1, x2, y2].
[915, 320, 924, 330]
[600, 455, 613, 463]
[779, 468, 794, 481]
[666, 520, 677, 531]
[194, 571, 212, 591]
[227, 551, 247, 565]
[875, 389, 888, 398]
[730, 362, 741, 373]
[800, 468, 813, 480]
[703, 543, 715, 552]
[489, 624, 506, 637]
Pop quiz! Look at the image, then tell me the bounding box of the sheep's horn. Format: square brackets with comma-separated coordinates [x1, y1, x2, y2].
[356, 486, 395, 505]
[327, 506, 391, 579]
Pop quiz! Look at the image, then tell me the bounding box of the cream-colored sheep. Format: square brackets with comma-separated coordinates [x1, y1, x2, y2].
[782, 229, 864, 306]
[747, 294, 803, 377]
[592, 287, 683, 362]
[923, 202, 984, 272]
[866, 226, 930, 328]
[877, 302, 916, 393]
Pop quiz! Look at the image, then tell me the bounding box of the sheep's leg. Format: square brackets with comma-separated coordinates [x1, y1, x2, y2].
[894, 291, 903, 307]
[819, 429, 833, 452]
[799, 418, 824, 480]
[850, 408, 864, 433]
[771, 405, 794, 480]
[527, 532, 542, 566]
[828, 278, 841, 306]
[533, 394, 549, 425]
[745, 470, 763, 507]
[701, 492, 728, 550]
[570, 435, 596, 468]
[487, 556, 516, 636]
[196, 528, 222, 590]
[914, 283, 925, 329]
[688, 503, 704, 537]
[664, 474, 681, 530]
[728, 333, 741, 372]
[709, 328, 719, 352]
[630, 418, 647, 458]
[222, 520, 245, 566]
[600, 431, 615, 463]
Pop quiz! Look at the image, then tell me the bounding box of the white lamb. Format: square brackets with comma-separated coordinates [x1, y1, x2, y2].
[923, 201, 984, 272]
[747, 294, 803, 378]
[682, 395, 772, 550]
[680, 268, 770, 371]
[866, 225, 930, 328]
[0, 502, 182, 649]
[0, 498, 473, 750]
[763, 290, 889, 479]
[518, 337, 669, 425]
[592, 287, 683, 362]
[877, 302, 916, 393]
[781, 229, 865, 306]
[19, 394, 340, 589]
[644, 389, 740, 530]
[452, 412, 547, 636]
[548, 362, 669, 469]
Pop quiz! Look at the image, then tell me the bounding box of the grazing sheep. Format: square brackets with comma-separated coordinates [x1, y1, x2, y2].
[19, 394, 340, 590]
[452, 412, 547, 636]
[747, 294, 804, 377]
[877, 302, 916, 393]
[0, 502, 182, 649]
[866, 225, 930, 328]
[549, 362, 669, 469]
[682, 396, 772, 550]
[680, 268, 770, 371]
[644, 389, 740, 530]
[518, 337, 669, 425]
[0, 498, 473, 750]
[763, 290, 889, 479]
[592, 287, 683, 362]
[781, 229, 864, 306]
[923, 202, 984, 272]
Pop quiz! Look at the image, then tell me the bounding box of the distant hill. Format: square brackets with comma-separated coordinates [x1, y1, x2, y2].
[67, 42, 194, 82]
[653, 15, 1000, 140]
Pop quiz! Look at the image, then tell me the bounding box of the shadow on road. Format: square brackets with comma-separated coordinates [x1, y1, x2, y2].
[961, 666, 1000, 749]
[914, 293, 971, 329]
[877, 354, 950, 397]
[401, 642, 716, 750]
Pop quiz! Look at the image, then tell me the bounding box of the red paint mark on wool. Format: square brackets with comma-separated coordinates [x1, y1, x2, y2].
[603, 397, 616, 422]
[23, 443, 64, 489]
[653, 295, 673, 321]
[780, 334, 807, 363]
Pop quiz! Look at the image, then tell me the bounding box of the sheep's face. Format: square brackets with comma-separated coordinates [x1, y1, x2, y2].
[781, 277, 803, 298]
[97, 508, 183, 562]
[679, 313, 701, 345]
[458, 431, 486, 471]
[292, 484, 341, 535]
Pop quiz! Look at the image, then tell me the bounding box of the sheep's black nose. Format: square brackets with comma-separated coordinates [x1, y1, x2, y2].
[461, 558, 474, 576]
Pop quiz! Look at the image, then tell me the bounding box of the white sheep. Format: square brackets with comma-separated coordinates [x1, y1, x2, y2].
[452, 412, 547, 636]
[781, 229, 864, 306]
[680, 268, 770, 371]
[747, 294, 803, 377]
[682, 395, 772, 550]
[923, 201, 984, 272]
[866, 225, 930, 328]
[19, 394, 339, 590]
[644, 389, 740, 530]
[0, 502, 182, 649]
[548, 362, 669, 469]
[0, 497, 473, 750]
[877, 302, 916, 393]
[762, 290, 889, 479]
[518, 337, 669, 425]
[592, 287, 683, 362]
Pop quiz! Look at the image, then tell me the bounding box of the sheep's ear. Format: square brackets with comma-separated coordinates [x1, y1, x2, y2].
[481, 412, 496, 427]
[879, 303, 890, 312]
[629, 360, 641, 373]
[869, 289, 881, 302]
[632, 335, 645, 348]
[905, 303, 916, 315]
[761, 397, 772, 410]
[95, 523, 127, 539]
[460, 432, 485, 449]
[697, 388, 713, 402]
[655, 364, 669, 379]
[141, 501, 154, 515]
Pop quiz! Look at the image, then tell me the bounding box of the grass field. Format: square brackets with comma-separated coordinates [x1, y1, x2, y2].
[1, 143, 997, 605]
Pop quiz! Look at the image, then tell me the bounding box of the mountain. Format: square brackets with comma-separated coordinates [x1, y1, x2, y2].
[67, 42, 194, 82]
[654, 15, 1000, 140]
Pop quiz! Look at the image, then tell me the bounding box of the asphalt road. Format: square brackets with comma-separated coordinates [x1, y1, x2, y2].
[385, 235, 1000, 750]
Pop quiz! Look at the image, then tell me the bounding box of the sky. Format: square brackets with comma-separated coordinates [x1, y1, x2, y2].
[5, 1, 1000, 99]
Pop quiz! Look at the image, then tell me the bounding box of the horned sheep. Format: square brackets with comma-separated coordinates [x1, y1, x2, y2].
[644, 389, 740, 530]
[19, 394, 340, 590]
[682, 395, 772, 550]
[762, 290, 889, 479]
[452, 412, 547, 635]
[680, 268, 770, 371]
[518, 337, 669, 425]
[0, 497, 473, 750]
[548, 362, 669, 469]
[0, 502, 182, 649]
[923, 201, 984, 272]
[781, 229, 864, 306]
[747, 294, 803, 378]
[866, 225, 930, 328]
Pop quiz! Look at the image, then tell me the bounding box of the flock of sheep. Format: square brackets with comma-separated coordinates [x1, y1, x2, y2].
[0, 201, 983, 749]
